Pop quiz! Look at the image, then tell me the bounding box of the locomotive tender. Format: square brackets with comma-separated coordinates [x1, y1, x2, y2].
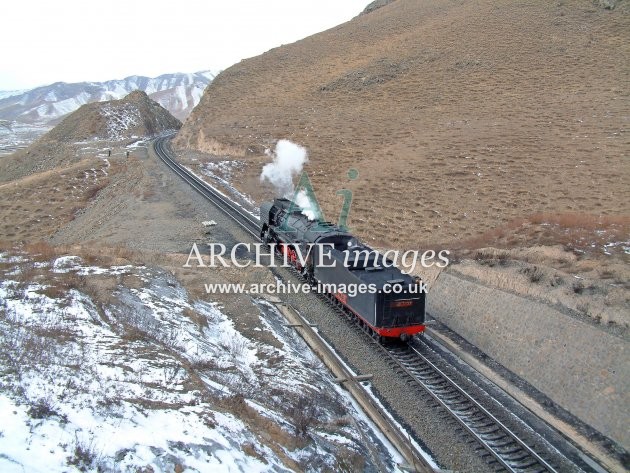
[260, 198, 426, 340]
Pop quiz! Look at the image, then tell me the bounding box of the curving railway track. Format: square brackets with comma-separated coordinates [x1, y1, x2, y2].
[154, 135, 260, 240]
[154, 135, 582, 473]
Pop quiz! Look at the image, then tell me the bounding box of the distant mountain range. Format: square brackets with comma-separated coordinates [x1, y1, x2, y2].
[0, 71, 216, 125]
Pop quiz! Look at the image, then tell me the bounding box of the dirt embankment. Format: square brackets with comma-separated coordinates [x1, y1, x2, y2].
[429, 269, 629, 452]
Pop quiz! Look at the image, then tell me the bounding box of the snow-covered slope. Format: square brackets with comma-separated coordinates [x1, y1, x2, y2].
[41, 90, 181, 144]
[0, 90, 28, 101]
[0, 71, 216, 125]
[0, 91, 181, 182]
[0, 252, 403, 472]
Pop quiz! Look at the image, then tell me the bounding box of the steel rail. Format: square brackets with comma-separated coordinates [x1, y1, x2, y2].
[319, 289, 560, 473]
[385, 343, 559, 473]
[153, 136, 260, 239]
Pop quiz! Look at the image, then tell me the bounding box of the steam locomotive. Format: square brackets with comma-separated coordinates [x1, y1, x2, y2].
[260, 198, 426, 341]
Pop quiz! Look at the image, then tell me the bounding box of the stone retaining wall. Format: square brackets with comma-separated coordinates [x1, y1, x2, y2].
[428, 271, 628, 449]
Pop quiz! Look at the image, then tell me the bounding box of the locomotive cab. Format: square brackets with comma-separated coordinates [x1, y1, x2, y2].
[377, 279, 426, 340]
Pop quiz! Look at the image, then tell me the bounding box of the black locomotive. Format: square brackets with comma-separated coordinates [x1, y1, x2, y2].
[260, 198, 426, 340]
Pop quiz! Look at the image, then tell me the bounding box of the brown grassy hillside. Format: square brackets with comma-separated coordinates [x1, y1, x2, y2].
[175, 0, 629, 250]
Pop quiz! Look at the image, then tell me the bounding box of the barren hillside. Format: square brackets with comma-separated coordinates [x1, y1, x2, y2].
[44, 90, 181, 143]
[175, 0, 629, 249]
[0, 91, 180, 182]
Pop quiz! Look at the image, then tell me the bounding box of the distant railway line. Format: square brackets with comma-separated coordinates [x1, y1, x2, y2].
[154, 136, 259, 239]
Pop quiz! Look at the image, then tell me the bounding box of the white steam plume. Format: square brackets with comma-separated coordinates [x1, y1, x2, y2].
[261, 140, 321, 221]
[260, 140, 308, 197]
[295, 189, 321, 221]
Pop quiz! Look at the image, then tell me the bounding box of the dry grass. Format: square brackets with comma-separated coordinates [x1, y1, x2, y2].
[6, 240, 139, 269]
[446, 213, 630, 262]
[67, 436, 102, 472]
[71, 244, 138, 266]
[0, 315, 72, 382]
[11, 262, 40, 292]
[0, 158, 117, 244]
[27, 398, 64, 421]
[182, 307, 209, 331]
[527, 213, 629, 229]
[519, 265, 545, 284]
[444, 210, 629, 329]
[23, 241, 62, 262]
[0, 243, 132, 330]
[36, 285, 69, 300]
[175, 0, 629, 250]
[285, 394, 321, 438]
[241, 443, 269, 465]
[83, 181, 108, 201]
[216, 393, 304, 459]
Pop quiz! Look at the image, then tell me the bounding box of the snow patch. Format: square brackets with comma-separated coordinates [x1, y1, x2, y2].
[99, 103, 140, 140]
[191, 161, 259, 217]
[0, 256, 406, 472]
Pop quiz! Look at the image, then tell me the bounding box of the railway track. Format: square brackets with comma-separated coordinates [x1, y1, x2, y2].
[152, 136, 434, 471]
[154, 135, 260, 240]
[153, 136, 572, 473]
[320, 291, 561, 473]
[385, 344, 557, 472]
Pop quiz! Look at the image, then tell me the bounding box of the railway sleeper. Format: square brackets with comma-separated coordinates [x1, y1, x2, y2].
[475, 425, 502, 435]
